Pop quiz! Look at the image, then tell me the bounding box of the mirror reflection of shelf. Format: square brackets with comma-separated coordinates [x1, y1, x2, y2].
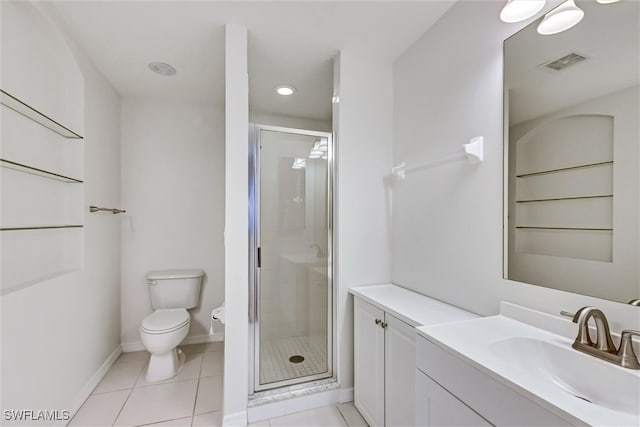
[0, 89, 84, 139]
[1, 225, 83, 231]
[515, 160, 613, 178]
[515, 226, 613, 231]
[515, 194, 613, 203]
[0, 158, 83, 183]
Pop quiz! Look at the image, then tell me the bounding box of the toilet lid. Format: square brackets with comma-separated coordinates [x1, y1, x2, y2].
[141, 309, 189, 334]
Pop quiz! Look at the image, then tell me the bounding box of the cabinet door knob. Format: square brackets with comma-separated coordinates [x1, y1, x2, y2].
[381, 322, 388, 329]
[375, 318, 382, 325]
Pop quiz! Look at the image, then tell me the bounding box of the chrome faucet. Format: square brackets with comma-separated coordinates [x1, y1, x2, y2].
[571, 307, 640, 369]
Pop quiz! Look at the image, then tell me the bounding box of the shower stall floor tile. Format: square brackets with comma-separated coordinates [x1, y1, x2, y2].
[260, 335, 327, 385]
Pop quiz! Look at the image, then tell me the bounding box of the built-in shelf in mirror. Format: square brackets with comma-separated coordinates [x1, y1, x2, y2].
[515, 161, 614, 178]
[515, 226, 613, 231]
[0, 158, 83, 183]
[516, 195, 613, 203]
[504, 0, 638, 302]
[0, 225, 83, 231]
[0, 89, 84, 139]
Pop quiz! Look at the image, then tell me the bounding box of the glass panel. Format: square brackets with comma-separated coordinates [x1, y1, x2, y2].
[0, 90, 83, 139]
[258, 129, 329, 387]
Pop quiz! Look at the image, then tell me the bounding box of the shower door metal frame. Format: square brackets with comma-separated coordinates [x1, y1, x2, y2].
[249, 124, 335, 393]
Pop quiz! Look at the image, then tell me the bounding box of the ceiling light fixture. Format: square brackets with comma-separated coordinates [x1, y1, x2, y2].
[291, 158, 306, 169]
[309, 150, 323, 159]
[500, 0, 546, 23]
[537, 0, 584, 35]
[275, 85, 296, 96]
[148, 62, 177, 76]
[596, 0, 620, 3]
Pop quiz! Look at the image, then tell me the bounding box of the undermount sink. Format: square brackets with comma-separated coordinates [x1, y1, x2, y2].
[416, 303, 640, 426]
[490, 337, 640, 415]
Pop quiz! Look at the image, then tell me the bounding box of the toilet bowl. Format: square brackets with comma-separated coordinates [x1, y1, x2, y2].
[140, 308, 190, 381]
[139, 269, 204, 382]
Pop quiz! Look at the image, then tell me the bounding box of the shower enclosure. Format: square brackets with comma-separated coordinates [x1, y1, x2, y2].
[249, 125, 333, 392]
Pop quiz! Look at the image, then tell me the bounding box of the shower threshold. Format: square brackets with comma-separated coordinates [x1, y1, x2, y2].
[248, 377, 339, 407]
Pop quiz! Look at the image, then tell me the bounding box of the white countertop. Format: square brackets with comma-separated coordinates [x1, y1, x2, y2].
[416, 302, 640, 427]
[349, 283, 478, 327]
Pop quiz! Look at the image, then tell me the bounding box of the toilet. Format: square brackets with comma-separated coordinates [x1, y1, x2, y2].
[140, 269, 204, 382]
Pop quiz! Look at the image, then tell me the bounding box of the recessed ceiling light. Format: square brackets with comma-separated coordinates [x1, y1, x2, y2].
[275, 85, 296, 96]
[148, 62, 177, 76]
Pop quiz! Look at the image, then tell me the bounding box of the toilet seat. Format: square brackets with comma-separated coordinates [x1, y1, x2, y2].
[141, 309, 189, 334]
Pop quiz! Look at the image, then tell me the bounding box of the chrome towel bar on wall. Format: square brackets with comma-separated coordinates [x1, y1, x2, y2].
[89, 206, 126, 214]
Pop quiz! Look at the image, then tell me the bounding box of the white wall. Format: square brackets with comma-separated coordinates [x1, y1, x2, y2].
[223, 24, 249, 426]
[1, 1, 122, 420]
[392, 1, 640, 331]
[333, 51, 393, 397]
[119, 100, 225, 348]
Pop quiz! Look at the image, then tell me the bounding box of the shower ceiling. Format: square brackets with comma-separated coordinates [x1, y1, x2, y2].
[48, 1, 455, 121]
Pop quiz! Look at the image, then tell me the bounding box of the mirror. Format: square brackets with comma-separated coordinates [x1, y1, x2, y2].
[504, 0, 639, 303]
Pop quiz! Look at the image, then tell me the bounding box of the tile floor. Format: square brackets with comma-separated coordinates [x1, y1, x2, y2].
[70, 342, 368, 427]
[70, 343, 224, 427]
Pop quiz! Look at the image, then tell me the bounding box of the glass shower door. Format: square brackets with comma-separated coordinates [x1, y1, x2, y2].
[253, 126, 332, 391]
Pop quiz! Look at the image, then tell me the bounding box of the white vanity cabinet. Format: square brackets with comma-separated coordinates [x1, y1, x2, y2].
[354, 298, 416, 427]
[415, 334, 572, 426]
[351, 284, 477, 427]
[416, 370, 490, 427]
[353, 297, 385, 426]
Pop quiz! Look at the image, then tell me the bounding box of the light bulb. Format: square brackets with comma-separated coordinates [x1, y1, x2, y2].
[537, 0, 584, 35]
[500, 0, 546, 23]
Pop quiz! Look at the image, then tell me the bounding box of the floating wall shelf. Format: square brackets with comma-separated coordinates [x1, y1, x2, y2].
[0, 89, 84, 139]
[0, 158, 83, 183]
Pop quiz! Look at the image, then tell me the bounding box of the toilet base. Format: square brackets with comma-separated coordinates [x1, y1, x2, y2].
[145, 348, 186, 382]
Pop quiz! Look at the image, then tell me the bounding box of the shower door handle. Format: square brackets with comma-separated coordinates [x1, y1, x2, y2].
[257, 247, 261, 268]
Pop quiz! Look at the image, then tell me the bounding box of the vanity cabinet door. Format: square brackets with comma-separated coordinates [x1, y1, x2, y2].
[385, 313, 416, 427]
[354, 298, 385, 427]
[416, 370, 491, 427]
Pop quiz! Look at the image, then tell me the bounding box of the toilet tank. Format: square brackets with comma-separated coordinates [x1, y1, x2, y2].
[146, 269, 204, 309]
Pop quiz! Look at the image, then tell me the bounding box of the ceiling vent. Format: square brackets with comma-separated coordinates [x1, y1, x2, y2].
[543, 52, 588, 71]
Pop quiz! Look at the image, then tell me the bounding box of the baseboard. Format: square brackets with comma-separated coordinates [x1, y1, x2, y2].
[57, 344, 122, 426]
[339, 387, 353, 403]
[222, 410, 247, 427]
[121, 332, 225, 353]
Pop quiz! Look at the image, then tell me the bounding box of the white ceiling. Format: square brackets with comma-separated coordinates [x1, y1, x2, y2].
[50, 1, 456, 121]
[505, 0, 639, 126]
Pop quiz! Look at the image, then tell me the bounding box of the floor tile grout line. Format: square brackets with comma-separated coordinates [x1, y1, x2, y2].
[190, 349, 206, 425]
[82, 345, 222, 427]
[336, 404, 351, 427]
[133, 414, 193, 426]
[71, 354, 147, 425]
[111, 367, 145, 427]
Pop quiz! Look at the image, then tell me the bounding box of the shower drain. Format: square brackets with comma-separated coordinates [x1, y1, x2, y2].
[289, 355, 305, 364]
